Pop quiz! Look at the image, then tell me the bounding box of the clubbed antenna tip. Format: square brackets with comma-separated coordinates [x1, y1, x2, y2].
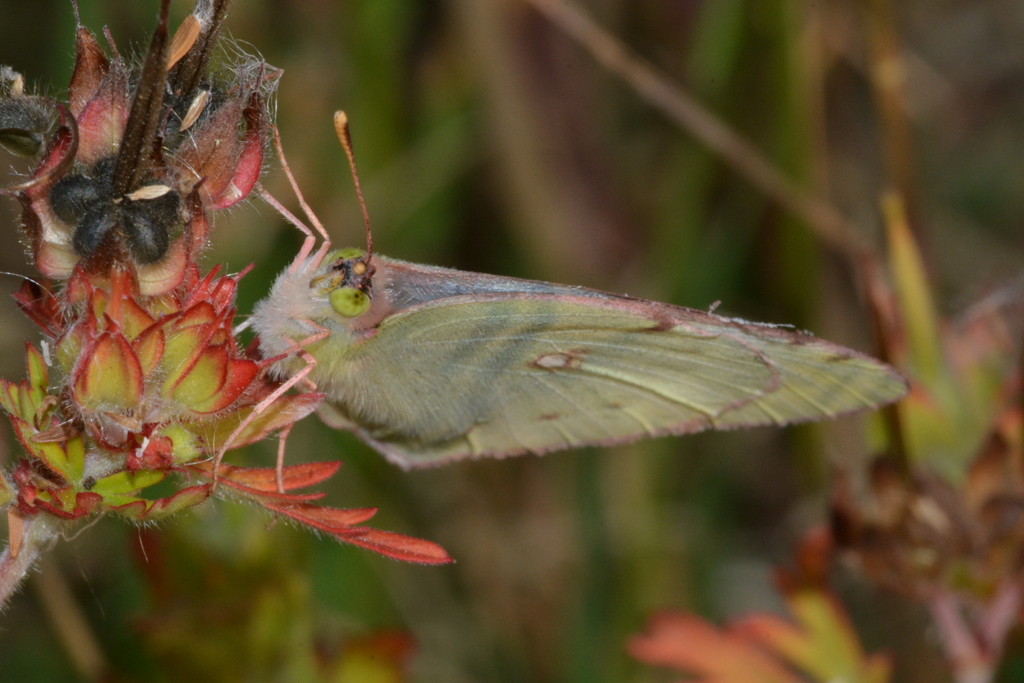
[333, 110, 373, 260]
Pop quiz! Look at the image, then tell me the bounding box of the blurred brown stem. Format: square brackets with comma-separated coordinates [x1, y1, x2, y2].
[929, 582, 1023, 683]
[32, 556, 108, 681]
[862, 0, 926, 253]
[524, 0, 870, 261]
[861, 251, 911, 479]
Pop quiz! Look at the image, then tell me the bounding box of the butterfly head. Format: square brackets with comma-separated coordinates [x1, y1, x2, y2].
[310, 247, 376, 318]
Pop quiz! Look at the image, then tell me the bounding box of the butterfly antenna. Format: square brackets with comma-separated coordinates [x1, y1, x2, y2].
[333, 111, 373, 260]
[266, 125, 332, 269]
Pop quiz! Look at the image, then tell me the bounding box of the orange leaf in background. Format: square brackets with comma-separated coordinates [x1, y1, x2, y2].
[629, 587, 890, 683]
[736, 590, 891, 683]
[629, 612, 802, 683]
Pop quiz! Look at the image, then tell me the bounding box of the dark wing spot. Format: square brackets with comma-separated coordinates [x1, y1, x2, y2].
[645, 317, 674, 333]
[539, 413, 562, 421]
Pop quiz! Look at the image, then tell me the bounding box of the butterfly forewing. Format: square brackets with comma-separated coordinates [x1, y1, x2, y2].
[309, 286, 906, 469]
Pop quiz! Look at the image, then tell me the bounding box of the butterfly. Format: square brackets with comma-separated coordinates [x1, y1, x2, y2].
[244, 112, 907, 471]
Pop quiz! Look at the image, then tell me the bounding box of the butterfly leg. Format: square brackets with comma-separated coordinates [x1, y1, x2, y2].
[211, 322, 328, 490]
[262, 126, 333, 271]
[257, 183, 317, 267]
[275, 424, 293, 494]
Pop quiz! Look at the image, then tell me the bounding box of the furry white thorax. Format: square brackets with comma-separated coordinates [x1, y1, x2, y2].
[251, 256, 338, 360]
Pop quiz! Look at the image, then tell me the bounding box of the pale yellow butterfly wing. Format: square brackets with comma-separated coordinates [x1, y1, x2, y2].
[313, 292, 906, 469]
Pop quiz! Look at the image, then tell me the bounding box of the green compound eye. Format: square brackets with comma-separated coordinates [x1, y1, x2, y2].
[330, 287, 371, 317]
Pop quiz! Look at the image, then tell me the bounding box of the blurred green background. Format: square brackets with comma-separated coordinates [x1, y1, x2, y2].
[1, 1, 1023, 681]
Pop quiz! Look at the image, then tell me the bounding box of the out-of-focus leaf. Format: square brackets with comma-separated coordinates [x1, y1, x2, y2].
[880, 192, 1020, 479]
[332, 631, 414, 683]
[884, 192, 943, 384]
[629, 612, 802, 683]
[737, 590, 891, 683]
[630, 588, 890, 683]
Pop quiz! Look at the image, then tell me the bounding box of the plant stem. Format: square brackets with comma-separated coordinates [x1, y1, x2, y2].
[862, 0, 926, 251]
[525, 0, 870, 261]
[928, 584, 1023, 683]
[0, 511, 57, 610]
[929, 592, 990, 683]
[32, 556, 108, 680]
